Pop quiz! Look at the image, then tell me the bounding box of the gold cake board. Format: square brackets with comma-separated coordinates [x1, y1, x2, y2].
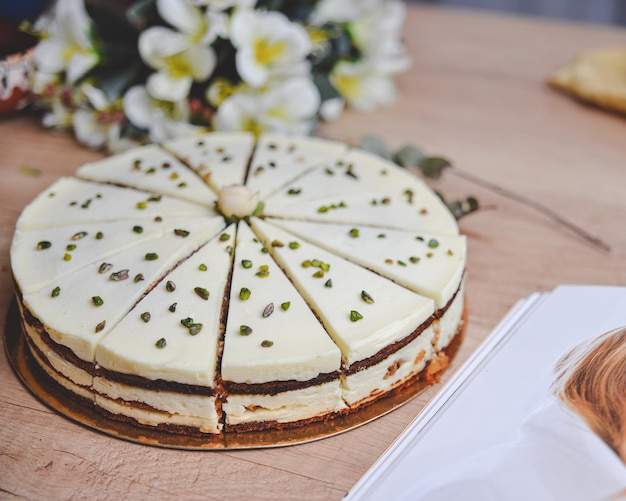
[4, 301, 465, 450]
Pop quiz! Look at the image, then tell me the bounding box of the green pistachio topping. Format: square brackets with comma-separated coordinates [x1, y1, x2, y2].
[95, 320, 106, 333]
[66, 244, 76, 251]
[262, 303, 274, 318]
[378, 233, 386, 238]
[92, 296, 104, 306]
[194, 287, 210, 300]
[155, 338, 166, 349]
[427, 252, 434, 258]
[134, 273, 144, 283]
[165, 280, 176, 292]
[95, 232, 104, 240]
[241, 259, 253, 269]
[350, 310, 364, 322]
[239, 325, 252, 336]
[312, 270, 324, 278]
[174, 229, 190, 237]
[280, 301, 291, 311]
[317, 205, 329, 213]
[141, 312, 151, 322]
[188, 323, 202, 336]
[51, 286, 61, 297]
[397, 260, 407, 267]
[63, 253, 72, 261]
[145, 252, 159, 261]
[288, 241, 300, 250]
[287, 188, 301, 195]
[199, 263, 208, 271]
[239, 287, 251, 300]
[146, 167, 156, 174]
[361, 291, 374, 304]
[81, 199, 92, 209]
[133, 225, 143, 234]
[110, 269, 129, 281]
[410, 256, 420, 264]
[136, 201, 147, 210]
[271, 239, 284, 247]
[148, 194, 162, 202]
[261, 340, 274, 348]
[99, 262, 113, 274]
[219, 233, 230, 241]
[325, 279, 333, 288]
[447, 249, 454, 256]
[169, 302, 177, 313]
[428, 239, 440, 249]
[349, 228, 359, 238]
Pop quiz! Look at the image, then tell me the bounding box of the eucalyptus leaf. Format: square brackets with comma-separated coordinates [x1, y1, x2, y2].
[125, 0, 159, 30]
[445, 196, 480, 220]
[393, 144, 425, 168]
[358, 135, 392, 160]
[418, 156, 452, 179]
[313, 72, 340, 101]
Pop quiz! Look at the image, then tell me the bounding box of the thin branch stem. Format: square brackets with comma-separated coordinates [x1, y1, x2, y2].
[448, 166, 611, 252]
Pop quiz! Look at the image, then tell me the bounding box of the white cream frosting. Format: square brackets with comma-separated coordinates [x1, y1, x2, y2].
[95, 225, 234, 386]
[163, 131, 254, 193]
[22, 217, 224, 361]
[246, 133, 349, 200]
[263, 150, 459, 235]
[11, 216, 206, 294]
[16, 177, 212, 230]
[221, 222, 342, 384]
[76, 144, 217, 208]
[265, 219, 466, 308]
[250, 218, 436, 366]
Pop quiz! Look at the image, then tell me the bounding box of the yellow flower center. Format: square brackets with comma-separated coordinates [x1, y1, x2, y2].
[333, 73, 361, 100]
[241, 117, 265, 138]
[166, 53, 193, 79]
[254, 39, 286, 65]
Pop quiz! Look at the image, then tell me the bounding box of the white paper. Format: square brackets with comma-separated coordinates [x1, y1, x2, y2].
[346, 285, 626, 501]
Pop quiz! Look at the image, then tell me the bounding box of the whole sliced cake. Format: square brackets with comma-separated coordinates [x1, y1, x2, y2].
[10, 132, 467, 437]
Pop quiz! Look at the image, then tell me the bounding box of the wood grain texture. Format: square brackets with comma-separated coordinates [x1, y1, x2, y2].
[1, 5, 626, 500]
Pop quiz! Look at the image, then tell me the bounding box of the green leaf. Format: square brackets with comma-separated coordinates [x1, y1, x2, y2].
[444, 196, 480, 220]
[125, 0, 159, 31]
[418, 156, 452, 179]
[312, 72, 340, 102]
[393, 144, 426, 168]
[358, 135, 392, 160]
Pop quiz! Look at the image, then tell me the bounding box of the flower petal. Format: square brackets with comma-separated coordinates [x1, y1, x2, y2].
[123, 85, 153, 128]
[139, 27, 190, 69]
[157, 0, 204, 37]
[66, 52, 98, 84]
[146, 71, 193, 101]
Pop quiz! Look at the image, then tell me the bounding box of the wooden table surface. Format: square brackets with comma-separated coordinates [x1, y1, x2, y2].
[2, 5, 626, 500]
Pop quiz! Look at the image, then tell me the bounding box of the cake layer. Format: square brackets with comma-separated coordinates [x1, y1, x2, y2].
[222, 222, 342, 384]
[223, 381, 346, 429]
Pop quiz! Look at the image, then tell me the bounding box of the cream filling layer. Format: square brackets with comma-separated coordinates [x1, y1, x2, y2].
[30, 346, 94, 402]
[94, 393, 221, 434]
[223, 381, 346, 426]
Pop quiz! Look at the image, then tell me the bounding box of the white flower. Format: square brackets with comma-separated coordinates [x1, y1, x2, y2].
[217, 184, 260, 219]
[311, 0, 383, 24]
[139, 0, 225, 101]
[330, 60, 397, 112]
[33, 0, 98, 84]
[230, 10, 311, 88]
[349, 1, 411, 74]
[319, 97, 345, 122]
[190, 0, 255, 11]
[72, 84, 123, 149]
[123, 85, 198, 142]
[214, 77, 320, 136]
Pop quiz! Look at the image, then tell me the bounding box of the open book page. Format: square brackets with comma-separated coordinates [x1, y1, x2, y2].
[346, 285, 626, 501]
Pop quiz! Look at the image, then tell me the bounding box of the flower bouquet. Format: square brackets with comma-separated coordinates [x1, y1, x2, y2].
[29, 0, 411, 151]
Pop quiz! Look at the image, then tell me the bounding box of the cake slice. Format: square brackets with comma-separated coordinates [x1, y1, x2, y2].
[16, 177, 213, 230]
[20, 217, 224, 364]
[76, 144, 216, 208]
[92, 225, 235, 434]
[263, 151, 458, 235]
[250, 218, 439, 406]
[221, 222, 344, 430]
[11, 216, 212, 294]
[163, 132, 255, 192]
[245, 133, 349, 200]
[264, 219, 466, 309]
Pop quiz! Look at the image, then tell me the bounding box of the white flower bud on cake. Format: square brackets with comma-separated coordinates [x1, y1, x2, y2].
[217, 184, 260, 219]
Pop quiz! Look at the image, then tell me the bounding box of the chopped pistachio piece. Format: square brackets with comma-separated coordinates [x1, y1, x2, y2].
[262, 303, 274, 318]
[361, 291, 374, 304]
[155, 338, 166, 349]
[145, 252, 158, 261]
[350, 310, 364, 322]
[51, 286, 60, 298]
[239, 325, 252, 336]
[92, 296, 104, 306]
[280, 301, 291, 311]
[239, 287, 251, 300]
[261, 340, 274, 348]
